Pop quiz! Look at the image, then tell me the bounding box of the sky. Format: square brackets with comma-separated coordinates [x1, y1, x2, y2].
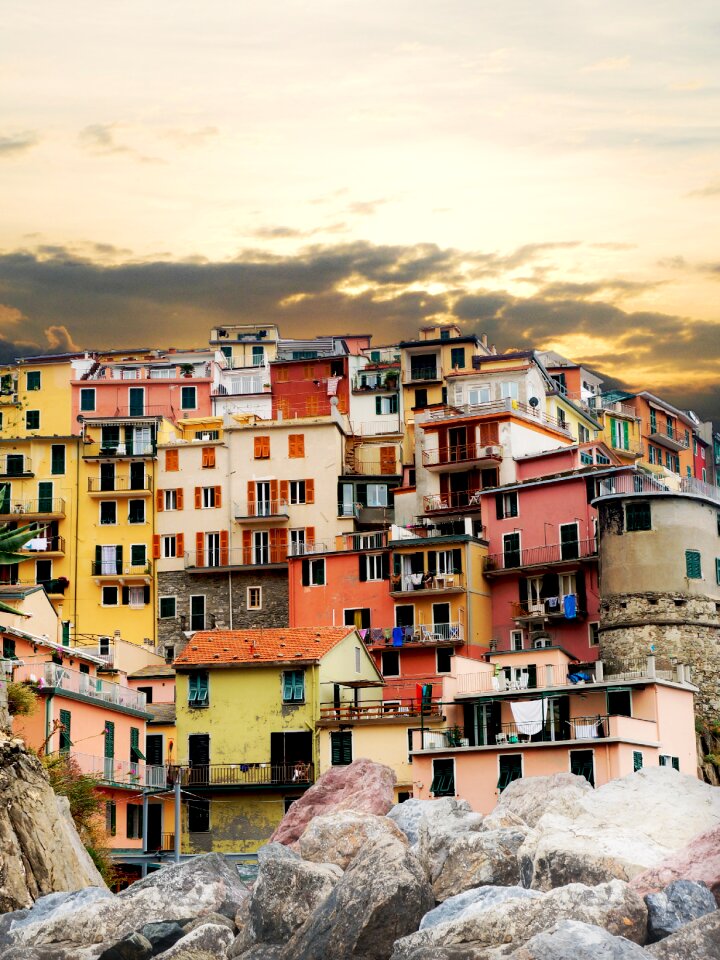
[1, 1, 719, 422]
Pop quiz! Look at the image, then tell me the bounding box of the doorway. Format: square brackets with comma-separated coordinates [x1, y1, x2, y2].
[146, 803, 163, 851]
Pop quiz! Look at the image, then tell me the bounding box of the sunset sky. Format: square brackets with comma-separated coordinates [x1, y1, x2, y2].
[2, 1, 719, 421]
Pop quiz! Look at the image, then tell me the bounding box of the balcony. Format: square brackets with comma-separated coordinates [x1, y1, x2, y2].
[418, 715, 612, 750]
[21, 535, 65, 556]
[484, 537, 597, 574]
[420, 399, 573, 439]
[287, 530, 388, 557]
[170, 762, 315, 788]
[364, 622, 464, 645]
[14, 662, 148, 712]
[185, 547, 287, 571]
[91, 561, 152, 583]
[351, 373, 400, 393]
[0, 456, 32, 477]
[403, 365, 442, 385]
[423, 490, 483, 514]
[592, 472, 720, 506]
[510, 594, 585, 621]
[588, 397, 639, 420]
[88, 476, 152, 494]
[646, 420, 690, 452]
[344, 451, 401, 476]
[0, 498, 65, 519]
[213, 375, 267, 396]
[83, 441, 157, 460]
[422, 443, 502, 471]
[234, 500, 289, 522]
[319, 697, 443, 722]
[352, 419, 402, 436]
[390, 571, 466, 596]
[68, 751, 166, 789]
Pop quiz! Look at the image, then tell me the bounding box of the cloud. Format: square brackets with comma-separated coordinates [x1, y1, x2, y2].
[0, 132, 39, 157]
[687, 180, 720, 198]
[161, 126, 219, 148]
[44, 325, 80, 352]
[78, 124, 130, 155]
[581, 56, 631, 73]
[347, 198, 393, 216]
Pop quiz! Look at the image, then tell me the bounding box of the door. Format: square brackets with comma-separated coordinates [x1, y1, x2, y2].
[560, 523, 579, 560]
[256, 481, 271, 517]
[100, 463, 115, 492]
[270, 731, 312, 782]
[570, 749, 595, 786]
[188, 734, 210, 784]
[448, 427, 467, 462]
[503, 532, 521, 569]
[129, 461, 145, 490]
[146, 803, 163, 851]
[38, 481, 53, 512]
[101, 544, 117, 575]
[129, 388, 144, 416]
[432, 602, 451, 639]
[205, 533, 221, 567]
[253, 530, 269, 564]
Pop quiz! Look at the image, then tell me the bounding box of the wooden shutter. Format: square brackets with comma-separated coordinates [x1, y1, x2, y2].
[270, 480, 279, 506]
[685, 550, 702, 579]
[305, 526, 315, 548]
[122, 587, 130, 605]
[95, 545, 101, 571]
[279, 480, 289, 505]
[219, 530, 229, 566]
[359, 555, 367, 582]
[622, 420, 629, 450]
[254, 436, 263, 458]
[195, 532, 204, 567]
[143, 585, 151, 605]
[104, 721, 115, 758]
[427, 551, 437, 574]
[176, 488, 184, 509]
[130, 727, 140, 762]
[380, 446, 395, 475]
[59, 709, 71, 752]
[270, 528, 278, 562]
[495, 493, 504, 519]
[194, 487, 201, 509]
[305, 479, 315, 504]
[152, 535, 160, 560]
[115, 545, 123, 572]
[301, 559, 310, 586]
[276, 528, 288, 561]
[156, 489, 164, 511]
[381, 553, 390, 580]
[452, 548, 463, 573]
[242, 529, 252, 565]
[202, 447, 216, 468]
[176, 533, 184, 557]
[166, 449, 178, 471]
[214, 486, 222, 508]
[247, 481, 255, 514]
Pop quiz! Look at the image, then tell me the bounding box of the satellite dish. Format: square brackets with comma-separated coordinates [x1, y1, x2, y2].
[76, 414, 84, 423]
[528, 397, 539, 408]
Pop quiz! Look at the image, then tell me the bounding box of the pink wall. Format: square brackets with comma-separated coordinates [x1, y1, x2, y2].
[71, 374, 212, 428]
[127, 676, 175, 704]
[288, 552, 395, 631]
[515, 448, 580, 482]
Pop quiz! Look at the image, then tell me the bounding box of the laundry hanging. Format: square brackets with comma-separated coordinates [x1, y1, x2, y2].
[563, 594, 577, 619]
[326, 376, 340, 396]
[392, 627, 404, 646]
[510, 698, 547, 736]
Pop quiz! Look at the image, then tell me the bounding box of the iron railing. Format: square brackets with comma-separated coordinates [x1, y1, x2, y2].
[170, 762, 315, 787]
[88, 476, 152, 492]
[364, 622, 464, 644]
[234, 499, 289, 519]
[485, 537, 597, 571]
[91, 561, 152, 577]
[68, 751, 166, 788]
[390, 571, 466, 593]
[593, 472, 720, 505]
[185, 547, 287, 569]
[423, 443, 502, 468]
[420, 716, 611, 749]
[423, 490, 483, 512]
[0, 498, 65, 517]
[319, 698, 443, 721]
[13, 662, 147, 711]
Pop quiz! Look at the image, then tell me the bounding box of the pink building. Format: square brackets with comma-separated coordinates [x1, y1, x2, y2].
[411, 646, 698, 813]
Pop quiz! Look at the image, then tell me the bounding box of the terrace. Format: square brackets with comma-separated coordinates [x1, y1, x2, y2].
[420, 399, 573, 439]
[0, 498, 65, 519]
[363, 622, 465, 645]
[423, 490, 483, 513]
[70, 751, 166, 789]
[319, 697, 444, 722]
[422, 442, 502, 471]
[21, 535, 65, 556]
[592, 472, 720, 506]
[0, 456, 32, 477]
[390, 571, 466, 596]
[287, 530, 388, 557]
[484, 537, 597, 574]
[185, 547, 287, 571]
[234, 500, 289, 521]
[170, 762, 315, 789]
[88, 476, 152, 494]
[13, 662, 148, 713]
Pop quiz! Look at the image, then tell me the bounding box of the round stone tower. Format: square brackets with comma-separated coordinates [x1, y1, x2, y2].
[594, 472, 720, 723]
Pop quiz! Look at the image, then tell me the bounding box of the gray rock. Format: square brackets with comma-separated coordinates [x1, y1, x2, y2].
[496, 774, 593, 828]
[284, 834, 434, 960]
[420, 886, 542, 930]
[0, 946, 103, 960]
[431, 830, 526, 902]
[182, 912, 235, 934]
[506, 919, 649, 959]
[646, 909, 720, 959]
[0, 887, 112, 946]
[415, 799, 485, 884]
[298, 810, 406, 869]
[229, 945, 285, 960]
[138, 921, 187, 954]
[153, 921, 234, 959]
[387, 799, 474, 848]
[257, 842, 299, 865]
[97, 932, 154, 960]
[645, 879, 717, 942]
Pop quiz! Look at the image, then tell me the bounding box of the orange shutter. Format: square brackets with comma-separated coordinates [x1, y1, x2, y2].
[247, 481, 255, 514]
[279, 480, 289, 505]
[195, 532, 204, 567]
[156, 489, 164, 512]
[176, 533, 184, 558]
[306, 526, 315, 548]
[305, 478, 315, 504]
[219, 530, 229, 566]
[277, 528, 288, 562]
[269, 528, 278, 562]
[270, 479, 278, 507]
[277, 397, 289, 418]
[380, 446, 396, 475]
[254, 437, 261, 458]
[201, 446, 215, 468]
[194, 487, 201, 509]
[152, 535, 160, 559]
[177, 488, 184, 510]
[215, 486, 222, 508]
[242, 529, 252, 565]
[166, 449, 179, 471]
[276, 366, 288, 382]
[289, 434, 305, 457]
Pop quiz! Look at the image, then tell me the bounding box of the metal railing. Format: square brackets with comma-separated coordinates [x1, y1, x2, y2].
[589, 397, 639, 420]
[319, 698, 443, 721]
[423, 443, 502, 468]
[287, 530, 387, 557]
[351, 375, 400, 393]
[82, 442, 157, 458]
[421, 399, 573, 437]
[391, 571, 466, 593]
[423, 490, 483, 512]
[404, 366, 441, 383]
[510, 595, 584, 618]
[234, 499, 289, 518]
[353, 419, 402, 436]
[485, 537, 597, 571]
[22, 536, 65, 554]
[91, 561, 152, 577]
[346, 453, 401, 475]
[0, 498, 65, 517]
[170, 762, 315, 787]
[419, 716, 611, 748]
[88, 476, 152, 492]
[364, 622, 465, 644]
[0, 456, 32, 475]
[185, 547, 287, 569]
[14, 662, 147, 711]
[593, 472, 720, 505]
[69, 751, 165, 788]
[645, 420, 690, 450]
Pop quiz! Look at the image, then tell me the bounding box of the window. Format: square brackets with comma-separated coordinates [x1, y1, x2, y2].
[301, 558, 325, 586]
[588, 622, 600, 646]
[2, 637, 16, 660]
[130, 544, 146, 567]
[59, 709, 71, 753]
[450, 347, 465, 370]
[331, 731, 352, 766]
[163, 489, 178, 510]
[100, 501, 117, 525]
[127, 586, 145, 608]
[282, 669, 305, 703]
[289, 480, 307, 504]
[578, 424, 590, 443]
[188, 798, 210, 832]
[685, 550, 702, 579]
[510, 630, 524, 651]
[344, 607, 371, 630]
[189, 595, 206, 631]
[162, 535, 177, 558]
[188, 671, 209, 707]
[495, 491, 518, 519]
[105, 801, 117, 837]
[361, 553, 386, 581]
[414, 388, 428, 410]
[247, 586, 262, 610]
[36, 558, 52, 584]
[159, 596, 176, 619]
[289, 529, 306, 555]
[659, 755, 680, 770]
[201, 487, 217, 509]
[355, 646, 361, 673]
[102, 586, 118, 606]
[165, 449, 179, 471]
[26, 410, 40, 430]
[51, 445, 66, 475]
[80, 388, 95, 412]
[381, 650, 400, 676]
[570, 749, 595, 786]
[431, 758, 455, 797]
[254, 436, 270, 459]
[497, 754, 522, 791]
[201, 446, 216, 469]
[180, 386, 197, 410]
[500, 381, 519, 400]
[625, 502, 651, 532]
[375, 395, 398, 415]
[468, 386, 491, 405]
[633, 751, 643, 772]
[366, 484, 388, 507]
[128, 499, 145, 524]
[436, 648, 453, 673]
[607, 689, 632, 717]
[26, 371, 41, 391]
[288, 434, 305, 458]
[127, 805, 143, 840]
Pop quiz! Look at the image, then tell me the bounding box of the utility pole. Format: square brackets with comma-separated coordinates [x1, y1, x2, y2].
[174, 776, 181, 863]
[141, 790, 149, 877]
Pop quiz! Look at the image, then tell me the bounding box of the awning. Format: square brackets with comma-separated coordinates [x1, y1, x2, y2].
[333, 679, 385, 688]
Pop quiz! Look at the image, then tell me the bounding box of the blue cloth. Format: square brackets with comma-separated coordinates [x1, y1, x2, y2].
[392, 627, 404, 647]
[563, 594, 577, 619]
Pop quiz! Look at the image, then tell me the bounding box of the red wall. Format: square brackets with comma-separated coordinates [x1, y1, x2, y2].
[271, 358, 349, 419]
[288, 552, 395, 630]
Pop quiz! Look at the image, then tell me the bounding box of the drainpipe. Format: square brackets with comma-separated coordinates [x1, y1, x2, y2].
[73, 436, 81, 637]
[151, 455, 157, 648]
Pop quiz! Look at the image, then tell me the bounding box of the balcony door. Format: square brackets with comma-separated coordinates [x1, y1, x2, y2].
[256, 481, 271, 517]
[188, 734, 210, 784]
[448, 427, 467, 463]
[145, 803, 162, 852]
[503, 532, 520, 569]
[128, 388, 144, 417]
[205, 533, 221, 567]
[560, 522, 579, 560]
[38, 482, 53, 512]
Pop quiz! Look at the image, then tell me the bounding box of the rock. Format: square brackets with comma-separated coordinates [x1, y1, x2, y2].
[247, 843, 342, 946]
[646, 910, 720, 959]
[298, 810, 406, 869]
[229, 946, 285, 960]
[390, 880, 647, 958]
[387, 799, 473, 848]
[431, 830, 526, 902]
[182, 912, 235, 934]
[12, 854, 248, 948]
[506, 919, 649, 959]
[415, 798, 484, 884]
[631, 824, 720, 906]
[496, 774, 593, 828]
[420, 885, 542, 930]
[0, 735, 107, 911]
[0, 887, 112, 947]
[97, 932, 154, 960]
[520, 768, 720, 890]
[0, 945, 103, 960]
[644, 879, 717, 942]
[138, 922, 187, 954]
[153, 921, 234, 959]
[270, 759, 396, 846]
[283, 834, 434, 960]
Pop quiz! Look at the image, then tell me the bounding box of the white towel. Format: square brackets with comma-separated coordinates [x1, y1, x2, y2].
[510, 699, 546, 736]
[326, 376, 340, 396]
[575, 723, 598, 739]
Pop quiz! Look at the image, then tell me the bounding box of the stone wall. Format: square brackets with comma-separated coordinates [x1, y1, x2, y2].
[157, 569, 289, 657]
[599, 591, 720, 722]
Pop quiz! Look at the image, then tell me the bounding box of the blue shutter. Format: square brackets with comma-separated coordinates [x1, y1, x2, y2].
[283, 672, 294, 701]
[293, 671, 305, 701]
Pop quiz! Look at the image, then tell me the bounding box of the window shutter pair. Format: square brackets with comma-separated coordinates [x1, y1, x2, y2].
[305, 479, 315, 504]
[282, 673, 294, 700]
[331, 731, 352, 765]
[121, 587, 130, 605]
[495, 493, 504, 520]
[201, 447, 216, 468]
[166, 449, 179, 471]
[288, 434, 304, 457]
[685, 550, 702, 579]
[59, 709, 71, 752]
[254, 436, 270, 458]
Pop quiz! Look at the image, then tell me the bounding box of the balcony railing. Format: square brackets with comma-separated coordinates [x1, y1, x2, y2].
[0, 576, 69, 595]
[351, 374, 400, 393]
[345, 453, 401, 475]
[83, 442, 157, 459]
[21, 536, 65, 554]
[423, 490, 483, 513]
[510, 595, 584, 619]
[185, 547, 287, 569]
[404, 366, 441, 383]
[170, 762, 315, 787]
[234, 500, 289, 519]
[0, 456, 32, 476]
[589, 397, 639, 420]
[645, 420, 690, 451]
[88, 476, 152, 493]
[0, 498, 65, 518]
[419, 716, 612, 749]
[422, 443, 502, 468]
[364, 622, 464, 644]
[69, 751, 166, 788]
[390, 571, 466, 593]
[14, 662, 147, 711]
[353, 419, 402, 436]
[213, 376, 266, 396]
[91, 561, 152, 578]
[319, 698, 443, 721]
[287, 530, 388, 557]
[593, 472, 720, 505]
[485, 537, 597, 572]
[420, 399, 573, 438]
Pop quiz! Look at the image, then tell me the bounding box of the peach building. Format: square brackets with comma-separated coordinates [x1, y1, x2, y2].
[410, 644, 697, 813]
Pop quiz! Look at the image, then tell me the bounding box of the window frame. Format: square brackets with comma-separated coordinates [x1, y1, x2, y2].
[189, 594, 206, 632]
[381, 649, 400, 677]
[80, 387, 96, 412]
[163, 489, 178, 510]
[180, 385, 197, 410]
[99, 500, 117, 525]
[26, 371, 41, 391]
[159, 595, 177, 619]
[430, 757, 456, 797]
[625, 501, 651, 532]
[25, 410, 40, 430]
[247, 586, 262, 610]
[282, 669, 305, 703]
[127, 498, 146, 525]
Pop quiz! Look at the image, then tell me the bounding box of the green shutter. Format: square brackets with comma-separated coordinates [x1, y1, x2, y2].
[130, 727, 145, 762]
[685, 550, 702, 579]
[375, 396, 382, 415]
[104, 721, 115, 759]
[59, 709, 71, 752]
[283, 672, 294, 701]
[331, 731, 352, 765]
[2, 638, 16, 659]
[108, 801, 116, 836]
[671, 757, 679, 771]
[62, 621, 70, 646]
[51, 445, 66, 475]
[293, 671, 305, 701]
[633, 750, 643, 771]
[188, 674, 199, 703]
[716, 558, 720, 586]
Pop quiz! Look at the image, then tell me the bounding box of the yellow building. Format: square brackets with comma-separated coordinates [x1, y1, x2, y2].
[173, 626, 383, 853]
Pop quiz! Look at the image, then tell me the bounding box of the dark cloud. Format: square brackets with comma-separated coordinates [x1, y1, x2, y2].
[538, 279, 663, 299]
[0, 132, 39, 157]
[78, 124, 130, 155]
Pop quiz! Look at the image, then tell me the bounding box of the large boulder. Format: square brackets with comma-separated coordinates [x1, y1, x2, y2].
[415, 798, 484, 885]
[271, 759, 396, 846]
[298, 811, 406, 869]
[10, 854, 248, 948]
[495, 774, 593, 828]
[430, 830, 526, 902]
[420, 886, 542, 930]
[283, 834, 434, 960]
[644, 879, 717, 943]
[645, 910, 720, 959]
[387, 799, 475, 849]
[97, 932, 153, 960]
[630, 824, 720, 906]
[0, 888, 112, 947]
[390, 880, 647, 958]
[520, 768, 720, 890]
[505, 920, 649, 959]
[153, 920, 235, 959]
[0, 736, 106, 911]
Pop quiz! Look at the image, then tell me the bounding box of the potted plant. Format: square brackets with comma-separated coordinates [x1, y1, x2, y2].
[180, 363, 194, 378]
[445, 725, 463, 747]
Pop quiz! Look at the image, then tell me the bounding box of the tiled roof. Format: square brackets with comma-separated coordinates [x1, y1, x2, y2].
[147, 702, 176, 724]
[0, 584, 42, 598]
[174, 627, 356, 667]
[128, 664, 175, 679]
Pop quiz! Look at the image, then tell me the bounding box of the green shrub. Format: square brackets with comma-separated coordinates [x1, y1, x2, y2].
[6, 681, 38, 716]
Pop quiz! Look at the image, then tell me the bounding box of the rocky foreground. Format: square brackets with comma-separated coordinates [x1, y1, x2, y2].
[0, 759, 719, 959]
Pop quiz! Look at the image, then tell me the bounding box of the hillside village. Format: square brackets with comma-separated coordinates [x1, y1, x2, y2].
[0, 322, 719, 883]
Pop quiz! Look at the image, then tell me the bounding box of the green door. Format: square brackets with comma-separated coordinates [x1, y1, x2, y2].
[38, 482, 53, 513]
[129, 388, 144, 416]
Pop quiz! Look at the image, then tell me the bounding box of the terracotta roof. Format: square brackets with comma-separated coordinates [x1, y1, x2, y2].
[147, 702, 176, 724]
[174, 627, 357, 668]
[128, 664, 175, 679]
